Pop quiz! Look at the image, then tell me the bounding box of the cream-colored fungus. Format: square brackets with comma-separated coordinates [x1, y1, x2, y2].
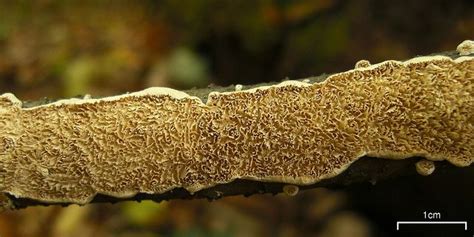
[283, 185, 299, 196]
[354, 59, 371, 69]
[457, 40, 474, 56]
[415, 160, 436, 176]
[0, 53, 472, 207]
[234, 84, 243, 91]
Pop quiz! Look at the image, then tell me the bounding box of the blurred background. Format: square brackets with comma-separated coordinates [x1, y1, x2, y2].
[0, 0, 473, 236]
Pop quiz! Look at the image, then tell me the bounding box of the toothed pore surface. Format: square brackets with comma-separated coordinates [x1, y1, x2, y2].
[0, 57, 472, 204]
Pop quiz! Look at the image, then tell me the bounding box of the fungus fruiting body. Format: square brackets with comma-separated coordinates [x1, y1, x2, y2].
[235, 84, 243, 91]
[415, 160, 436, 176]
[0, 53, 472, 207]
[283, 185, 299, 196]
[457, 40, 474, 56]
[354, 59, 371, 69]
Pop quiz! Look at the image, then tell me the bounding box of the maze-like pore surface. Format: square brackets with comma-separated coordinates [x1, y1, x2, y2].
[0, 55, 473, 205]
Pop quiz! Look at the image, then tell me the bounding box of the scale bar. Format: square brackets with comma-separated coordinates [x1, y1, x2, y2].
[397, 221, 467, 230]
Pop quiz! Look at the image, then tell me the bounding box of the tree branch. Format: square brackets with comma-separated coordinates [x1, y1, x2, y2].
[1, 43, 473, 210]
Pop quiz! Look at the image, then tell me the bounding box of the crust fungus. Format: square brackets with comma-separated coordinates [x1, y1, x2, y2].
[354, 59, 371, 69]
[457, 40, 474, 56]
[0, 195, 14, 212]
[0, 46, 472, 207]
[415, 160, 436, 176]
[235, 84, 243, 91]
[283, 185, 299, 196]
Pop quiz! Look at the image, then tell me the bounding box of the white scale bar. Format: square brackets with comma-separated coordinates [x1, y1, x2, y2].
[397, 221, 467, 230]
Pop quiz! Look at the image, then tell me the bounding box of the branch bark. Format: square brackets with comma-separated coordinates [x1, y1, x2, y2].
[1, 48, 473, 210]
